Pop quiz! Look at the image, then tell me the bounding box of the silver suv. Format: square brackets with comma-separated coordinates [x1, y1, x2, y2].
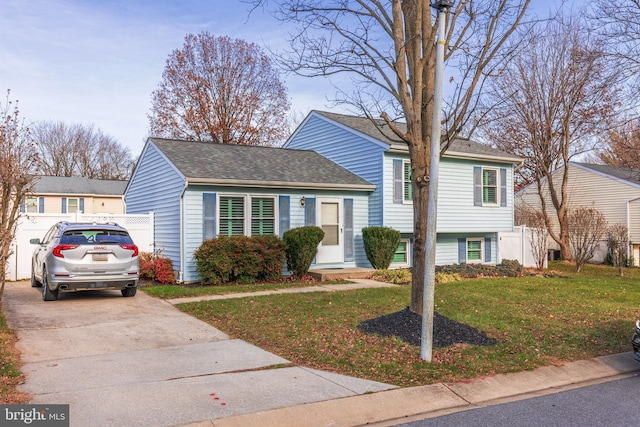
[30, 222, 139, 301]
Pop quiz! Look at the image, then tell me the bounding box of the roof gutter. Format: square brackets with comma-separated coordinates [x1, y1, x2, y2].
[185, 178, 376, 191]
[386, 145, 522, 165]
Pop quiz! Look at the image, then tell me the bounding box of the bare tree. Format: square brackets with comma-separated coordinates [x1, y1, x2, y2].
[249, 0, 531, 316]
[149, 33, 290, 146]
[568, 207, 608, 273]
[479, 14, 621, 261]
[515, 204, 547, 270]
[607, 223, 629, 276]
[32, 121, 134, 180]
[0, 91, 39, 298]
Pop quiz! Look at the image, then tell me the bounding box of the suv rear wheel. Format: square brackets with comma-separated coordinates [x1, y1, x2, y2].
[42, 268, 58, 301]
[121, 287, 137, 297]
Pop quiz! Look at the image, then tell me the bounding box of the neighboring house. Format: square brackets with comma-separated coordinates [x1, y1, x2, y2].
[22, 175, 127, 214]
[124, 137, 375, 282]
[286, 111, 522, 267]
[517, 162, 640, 265]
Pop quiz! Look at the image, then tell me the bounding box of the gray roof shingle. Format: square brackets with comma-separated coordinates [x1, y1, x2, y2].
[314, 110, 522, 162]
[574, 162, 640, 185]
[33, 176, 127, 196]
[150, 138, 375, 190]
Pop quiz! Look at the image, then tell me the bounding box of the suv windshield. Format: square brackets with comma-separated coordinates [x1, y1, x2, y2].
[60, 230, 134, 245]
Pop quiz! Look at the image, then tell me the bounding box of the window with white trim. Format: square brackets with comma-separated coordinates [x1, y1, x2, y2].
[218, 195, 277, 237]
[67, 198, 79, 212]
[251, 197, 275, 235]
[482, 168, 498, 205]
[392, 239, 410, 266]
[467, 238, 484, 263]
[403, 161, 412, 202]
[219, 196, 245, 236]
[25, 197, 39, 213]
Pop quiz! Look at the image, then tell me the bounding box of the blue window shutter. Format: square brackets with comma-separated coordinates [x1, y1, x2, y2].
[484, 237, 492, 262]
[344, 198, 354, 262]
[79, 198, 84, 213]
[393, 159, 403, 204]
[279, 195, 290, 236]
[473, 167, 482, 206]
[304, 197, 316, 225]
[458, 238, 467, 263]
[203, 193, 216, 240]
[38, 197, 44, 213]
[20, 200, 25, 213]
[500, 168, 507, 207]
[61, 198, 67, 214]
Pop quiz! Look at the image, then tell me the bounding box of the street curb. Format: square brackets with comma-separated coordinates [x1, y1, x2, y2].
[178, 352, 640, 427]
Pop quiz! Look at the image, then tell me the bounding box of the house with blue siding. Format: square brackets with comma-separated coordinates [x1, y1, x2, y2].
[124, 137, 375, 282]
[285, 111, 522, 267]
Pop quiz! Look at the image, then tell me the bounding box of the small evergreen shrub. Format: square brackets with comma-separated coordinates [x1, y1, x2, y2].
[372, 268, 411, 284]
[282, 226, 325, 279]
[194, 235, 285, 285]
[362, 226, 401, 270]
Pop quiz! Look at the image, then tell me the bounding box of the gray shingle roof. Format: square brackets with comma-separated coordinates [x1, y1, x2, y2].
[150, 138, 375, 190]
[33, 176, 127, 196]
[574, 162, 640, 185]
[314, 110, 522, 162]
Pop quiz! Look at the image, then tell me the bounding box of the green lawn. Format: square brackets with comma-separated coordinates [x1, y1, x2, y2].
[175, 262, 640, 387]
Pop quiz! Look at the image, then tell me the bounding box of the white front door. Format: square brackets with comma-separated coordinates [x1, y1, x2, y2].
[315, 198, 344, 264]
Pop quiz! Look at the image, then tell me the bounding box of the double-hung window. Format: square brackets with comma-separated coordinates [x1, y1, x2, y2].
[219, 196, 245, 236]
[482, 168, 498, 205]
[217, 195, 277, 237]
[403, 161, 412, 202]
[251, 197, 275, 235]
[474, 166, 507, 207]
[392, 239, 410, 266]
[467, 238, 484, 263]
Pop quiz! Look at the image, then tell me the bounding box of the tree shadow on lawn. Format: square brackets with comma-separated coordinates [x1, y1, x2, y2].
[358, 308, 497, 347]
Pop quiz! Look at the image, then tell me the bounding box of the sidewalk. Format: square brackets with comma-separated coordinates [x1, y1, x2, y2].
[181, 352, 640, 427]
[165, 280, 640, 427]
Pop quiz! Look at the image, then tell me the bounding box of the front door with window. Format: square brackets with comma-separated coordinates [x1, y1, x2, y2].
[315, 198, 344, 264]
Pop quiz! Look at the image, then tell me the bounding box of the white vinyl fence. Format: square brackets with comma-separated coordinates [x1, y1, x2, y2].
[498, 225, 548, 269]
[6, 212, 154, 281]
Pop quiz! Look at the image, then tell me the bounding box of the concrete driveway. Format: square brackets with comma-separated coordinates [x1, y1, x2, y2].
[3, 281, 394, 427]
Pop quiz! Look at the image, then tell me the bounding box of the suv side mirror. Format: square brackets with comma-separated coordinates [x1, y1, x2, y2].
[29, 238, 41, 245]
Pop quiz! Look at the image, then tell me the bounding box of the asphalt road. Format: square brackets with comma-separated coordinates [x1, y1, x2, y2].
[397, 374, 640, 427]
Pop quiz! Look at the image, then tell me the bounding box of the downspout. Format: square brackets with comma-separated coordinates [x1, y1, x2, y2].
[178, 181, 188, 283]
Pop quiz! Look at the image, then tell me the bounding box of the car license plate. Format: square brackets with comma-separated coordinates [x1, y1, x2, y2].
[92, 254, 108, 262]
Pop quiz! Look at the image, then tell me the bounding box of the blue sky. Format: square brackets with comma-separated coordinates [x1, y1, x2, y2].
[1, 1, 565, 155]
[0, 0, 344, 154]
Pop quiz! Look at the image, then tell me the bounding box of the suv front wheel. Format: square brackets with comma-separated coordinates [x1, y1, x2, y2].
[42, 268, 58, 301]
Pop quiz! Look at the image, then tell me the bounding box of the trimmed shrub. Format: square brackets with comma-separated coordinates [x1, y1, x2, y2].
[282, 226, 325, 279]
[362, 226, 401, 270]
[139, 251, 176, 285]
[194, 235, 285, 285]
[435, 272, 463, 284]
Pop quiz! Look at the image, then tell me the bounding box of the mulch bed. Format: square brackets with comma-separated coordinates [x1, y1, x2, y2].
[358, 307, 497, 348]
